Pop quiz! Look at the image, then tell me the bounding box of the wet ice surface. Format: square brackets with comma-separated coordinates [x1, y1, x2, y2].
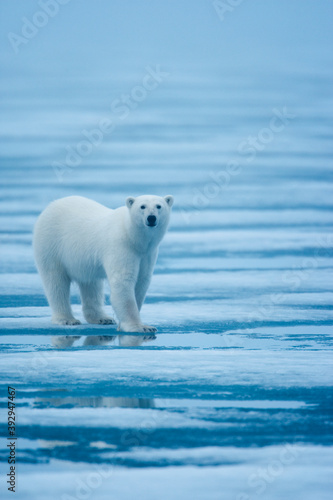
[1, 3, 333, 500]
[2, 108, 333, 499]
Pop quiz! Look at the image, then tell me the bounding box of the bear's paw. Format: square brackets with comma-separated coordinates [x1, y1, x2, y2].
[117, 323, 157, 333]
[54, 318, 81, 326]
[97, 318, 117, 325]
[142, 325, 157, 333]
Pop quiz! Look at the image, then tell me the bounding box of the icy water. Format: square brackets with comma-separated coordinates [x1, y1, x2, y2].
[1, 2, 333, 499]
[1, 65, 332, 499]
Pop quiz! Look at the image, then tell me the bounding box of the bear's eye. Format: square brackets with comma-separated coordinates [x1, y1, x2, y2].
[140, 205, 146, 209]
[156, 205, 161, 209]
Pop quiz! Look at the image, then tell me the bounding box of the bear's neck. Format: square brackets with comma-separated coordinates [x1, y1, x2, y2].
[127, 220, 166, 254]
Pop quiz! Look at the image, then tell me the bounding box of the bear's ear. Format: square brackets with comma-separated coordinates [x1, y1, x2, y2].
[126, 197, 135, 209]
[164, 195, 174, 207]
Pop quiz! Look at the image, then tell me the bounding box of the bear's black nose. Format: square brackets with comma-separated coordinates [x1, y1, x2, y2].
[147, 215, 157, 226]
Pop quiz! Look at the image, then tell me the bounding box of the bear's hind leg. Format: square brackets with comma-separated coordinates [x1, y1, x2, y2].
[79, 280, 116, 325]
[41, 269, 81, 325]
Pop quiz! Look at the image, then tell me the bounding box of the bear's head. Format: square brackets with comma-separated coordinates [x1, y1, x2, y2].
[125, 195, 174, 232]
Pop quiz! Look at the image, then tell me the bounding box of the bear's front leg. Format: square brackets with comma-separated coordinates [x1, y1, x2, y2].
[108, 272, 156, 333]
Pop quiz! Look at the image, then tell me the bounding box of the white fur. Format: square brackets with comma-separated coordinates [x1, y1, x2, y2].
[33, 195, 173, 332]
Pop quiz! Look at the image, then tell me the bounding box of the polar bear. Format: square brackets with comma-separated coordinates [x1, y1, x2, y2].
[33, 195, 173, 332]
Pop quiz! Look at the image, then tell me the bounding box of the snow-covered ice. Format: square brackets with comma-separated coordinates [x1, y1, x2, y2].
[1, 1, 333, 498]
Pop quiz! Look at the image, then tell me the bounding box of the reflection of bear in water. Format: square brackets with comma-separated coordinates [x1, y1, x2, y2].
[51, 335, 156, 348]
[34, 395, 155, 410]
[33, 195, 173, 332]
